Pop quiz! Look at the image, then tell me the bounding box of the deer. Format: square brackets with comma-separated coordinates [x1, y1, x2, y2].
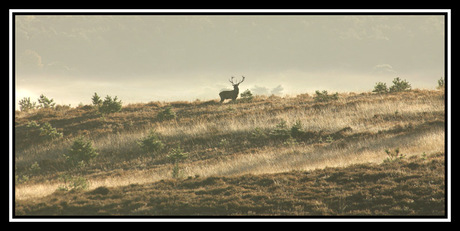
[219, 76, 245, 103]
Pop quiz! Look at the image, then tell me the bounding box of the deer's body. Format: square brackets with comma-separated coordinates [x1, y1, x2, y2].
[219, 76, 245, 103]
[219, 85, 240, 102]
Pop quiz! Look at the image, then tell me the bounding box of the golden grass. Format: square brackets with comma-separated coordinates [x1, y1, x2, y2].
[181, 125, 445, 177]
[16, 152, 446, 216]
[14, 89, 445, 201]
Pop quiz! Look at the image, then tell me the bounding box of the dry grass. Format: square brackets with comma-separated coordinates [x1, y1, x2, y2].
[15, 152, 445, 216]
[14, 89, 445, 208]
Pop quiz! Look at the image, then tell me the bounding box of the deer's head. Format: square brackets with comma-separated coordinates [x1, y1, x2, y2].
[229, 76, 245, 89]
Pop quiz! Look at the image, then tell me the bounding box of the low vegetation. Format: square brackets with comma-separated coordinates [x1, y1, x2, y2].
[313, 90, 339, 102]
[63, 137, 99, 167]
[15, 153, 445, 216]
[14, 85, 446, 216]
[373, 77, 413, 94]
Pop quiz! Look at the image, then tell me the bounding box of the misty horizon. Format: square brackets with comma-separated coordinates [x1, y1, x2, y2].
[14, 13, 445, 107]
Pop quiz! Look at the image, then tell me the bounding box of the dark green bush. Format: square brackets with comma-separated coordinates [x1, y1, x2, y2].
[249, 127, 269, 145]
[372, 82, 389, 94]
[240, 89, 254, 102]
[157, 106, 176, 121]
[437, 77, 445, 90]
[269, 120, 291, 141]
[98, 95, 122, 114]
[91, 92, 103, 107]
[389, 77, 411, 93]
[39, 122, 63, 140]
[63, 137, 99, 166]
[290, 120, 304, 138]
[138, 130, 164, 154]
[37, 94, 56, 109]
[314, 90, 339, 102]
[373, 77, 412, 94]
[167, 146, 189, 179]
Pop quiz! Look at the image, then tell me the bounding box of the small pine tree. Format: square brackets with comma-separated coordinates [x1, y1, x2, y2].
[98, 95, 122, 114]
[389, 77, 411, 93]
[437, 77, 445, 90]
[290, 120, 304, 138]
[240, 89, 254, 102]
[63, 137, 99, 166]
[167, 146, 189, 178]
[39, 122, 63, 140]
[156, 106, 176, 121]
[314, 90, 339, 102]
[18, 97, 36, 112]
[372, 82, 389, 94]
[91, 92, 102, 107]
[138, 130, 164, 154]
[249, 127, 268, 144]
[37, 94, 56, 109]
[269, 120, 291, 141]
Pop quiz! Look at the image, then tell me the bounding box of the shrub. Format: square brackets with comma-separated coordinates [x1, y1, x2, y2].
[37, 94, 56, 109]
[383, 148, 406, 162]
[167, 146, 189, 163]
[269, 120, 291, 141]
[29, 162, 41, 175]
[314, 90, 339, 102]
[437, 77, 445, 90]
[240, 89, 254, 102]
[218, 138, 230, 149]
[91, 92, 102, 107]
[157, 106, 176, 121]
[249, 127, 269, 144]
[39, 122, 63, 140]
[283, 137, 299, 146]
[99, 95, 122, 114]
[372, 82, 389, 94]
[290, 120, 304, 138]
[55, 104, 71, 111]
[26, 120, 40, 128]
[15, 174, 29, 184]
[18, 97, 36, 112]
[57, 174, 89, 192]
[63, 137, 99, 167]
[389, 77, 411, 93]
[138, 130, 164, 154]
[167, 146, 189, 179]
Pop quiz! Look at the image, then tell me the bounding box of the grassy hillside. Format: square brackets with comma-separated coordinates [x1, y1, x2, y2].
[15, 152, 445, 216]
[14, 89, 446, 216]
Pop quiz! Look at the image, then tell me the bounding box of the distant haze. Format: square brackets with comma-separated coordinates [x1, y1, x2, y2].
[14, 14, 445, 107]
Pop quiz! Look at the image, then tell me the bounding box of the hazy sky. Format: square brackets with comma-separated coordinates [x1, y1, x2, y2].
[14, 14, 445, 106]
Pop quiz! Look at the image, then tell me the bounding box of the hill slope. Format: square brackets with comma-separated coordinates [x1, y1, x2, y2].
[15, 152, 445, 216]
[14, 90, 446, 216]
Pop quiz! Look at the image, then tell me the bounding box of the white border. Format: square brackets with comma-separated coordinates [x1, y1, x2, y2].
[9, 9, 451, 222]
[446, 9, 452, 223]
[9, 8, 14, 223]
[8, 9, 452, 13]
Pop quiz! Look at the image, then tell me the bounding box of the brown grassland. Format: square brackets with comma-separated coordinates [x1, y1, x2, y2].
[14, 89, 446, 216]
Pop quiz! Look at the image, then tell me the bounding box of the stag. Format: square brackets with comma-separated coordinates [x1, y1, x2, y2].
[219, 76, 245, 103]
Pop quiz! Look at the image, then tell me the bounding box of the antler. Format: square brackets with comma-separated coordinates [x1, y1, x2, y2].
[229, 76, 236, 84]
[229, 76, 245, 85]
[238, 76, 245, 84]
